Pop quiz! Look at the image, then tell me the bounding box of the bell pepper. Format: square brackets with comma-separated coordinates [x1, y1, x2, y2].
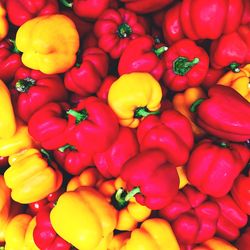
[108, 72, 162, 128]
[94, 127, 139, 178]
[67, 96, 119, 155]
[212, 195, 248, 241]
[15, 14, 80, 74]
[186, 138, 250, 197]
[242, 0, 250, 24]
[33, 204, 71, 250]
[4, 214, 39, 250]
[0, 39, 22, 83]
[0, 80, 16, 139]
[236, 227, 250, 250]
[120, 218, 180, 250]
[210, 24, 250, 69]
[177, 166, 189, 189]
[4, 148, 63, 204]
[94, 8, 146, 59]
[202, 67, 225, 89]
[0, 2, 8, 41]
[6, 0, 59, 26]
[82, 32, 98, 50]
[190, 85, 250, 142]
[217, 64, 250, 101]
[64, 47, 109, 97]
[120, 0, 174, 14]
[193, 237, 237, 250]
[50, 186, 117, 250]
[118, 35, 167, 81]
[11, 67, 68, 122]
[108, 232, 130, 250]
[163, 38, 209, 91]
[119, 149, 179, 210]
[137, 109, 194, 166]
[0, 156, 8, 170]
[0, 119, 34, 157]
[97, 75, 117, 102]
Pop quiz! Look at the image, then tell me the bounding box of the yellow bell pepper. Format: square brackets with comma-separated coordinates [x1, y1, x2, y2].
[108, 73, 162, 128]
[15, 14, 80, 74]
[0, 80, 16, 139]
[50, 186, 117, 250]
[177, 166, 189, 189]
[121, 218, 180, 250]
[108, 232, 130, 250]
[217, 64, 250, 101]
[0, 3, 8, 41]
[193, 237, 237, 250]
[4, 214, 39, 250]
[172, 87, 206, 138]
[0, 119, 35, 157]
[4, 148, 63, 204]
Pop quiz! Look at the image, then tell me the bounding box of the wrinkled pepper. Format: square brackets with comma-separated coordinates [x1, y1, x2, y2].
[4, 148, 63, 204]
[50, 186, 117, 250]
[108, 72, 162, 128]
[0, 2, 8, 41]
[15, 14, 79, 74]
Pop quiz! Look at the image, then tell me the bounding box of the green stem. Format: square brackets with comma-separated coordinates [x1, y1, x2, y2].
[0, 246, 5, 250]
[66, 109, 88, 124]
[229, 62, 240, 73]
[40, 149, 52, 163]
[219, 142, 229, 148]
[15, 78, 36, 92]
[8, 38, 20, 54]
[173, 57, 200, 76]
[190, 98, 205, 113]
[59, 0, 73, 8]
[154, 46, 168, 57]
[117, 23, 132, 38]
[125, 187, 141, 201]
[58, 144, 76, 152]
[134, 107, 160, 118]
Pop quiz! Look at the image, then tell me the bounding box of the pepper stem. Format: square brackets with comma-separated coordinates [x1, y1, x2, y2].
[154, 46, 168, 57]
[117, 23, 132, 38]
[66, 109, 88, 124]
[125, 187, 141, 201]
[59, 0, 73, 8]
[219, 142, 229, 148]
[0, 246, 5, 250]
[40, 149, 52, 163]
[173, 57, 200, 76]
[8, 38, 21, 54]
[134, 107, 160, 118]
[190, 98, 205, 113]
[229, 62, 240, 73]
[58, 144, 76, 152]
[15, 78, 36, 92]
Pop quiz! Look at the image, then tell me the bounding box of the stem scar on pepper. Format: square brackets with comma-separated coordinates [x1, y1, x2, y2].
[15, 77, 36, 92]
[229, 62, 241, 73]
[173, 57, 200, 76]
[66, 109, 88, 124]
[117, 23, 132, 38]
[59, 0, 73, 8]
[134, 107, 160, 118]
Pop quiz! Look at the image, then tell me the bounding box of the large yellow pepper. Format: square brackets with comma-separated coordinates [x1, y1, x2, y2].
[120, 218, 180, 250]
[15, 14, 79, 74]
[50, 186, 117, 250]
[0, 80, 16, 139]
[108, 232, 130, 250]
[4, 148, 63, 204]
[193, 237, 237, 250]
[217, 64, 250, 101]
[0, 3, 8, 41]
[108, 73, 162, 128]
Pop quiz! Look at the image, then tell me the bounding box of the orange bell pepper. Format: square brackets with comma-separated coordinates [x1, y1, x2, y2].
[108, 232, 130, 250]
[177, 166, 189, 189]
[193, 237, 237, 250]
[0, 3, 8, 41]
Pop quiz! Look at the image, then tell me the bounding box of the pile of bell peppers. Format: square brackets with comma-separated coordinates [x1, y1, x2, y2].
[0, 0, 249, 249]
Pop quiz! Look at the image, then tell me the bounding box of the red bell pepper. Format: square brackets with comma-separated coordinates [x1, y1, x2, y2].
[6, 0, 59, 26]
[236, 227, 250, 250]
[11, 67, 68, 122]
[118, 35, 167, 80]
[67, 96, 119, 155]
[0, 156, 8, 168]
[64, 47, 109, 97]
[28, 102, 73, 150]
[81, 32, 98, 50]
[201, 67, 225, 89]
[190, 85, 250, 142]
[186, 139, 250, 197]
[210, 24, 250, 70]
[119, 149, 179, 210]
[242, 0, 250, 24]
[231, 170, 250, 215]
[212, 195, 248, 241]
[120, 0, 174, 14]
[94, 8, 146, 59]
[163, 39, 209, 91]
[137, 109, 194, 166]
[33, 204, 71, 250]
[93, 127, 139, 178]
[96, 75, 117, 102]
[0, 39, 22, 83]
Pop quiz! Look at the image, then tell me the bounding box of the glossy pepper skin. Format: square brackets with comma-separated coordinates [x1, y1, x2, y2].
[67, 96, 119, 154]
[0, 2, 8, 41]
[11, 67, 68, 122]
[187, 139, 250, 197]
[94, 127, 139, 178]
[163, 39, 209, 91]
[120, 149, 179, 210]
[50, 186, 117, 250]
[6, 0, 59, 26]
[4, 148, 63, 204]
[64, 47, 109, 97]
[108, 73, 162, 128]
[0, 80, 16, 139]
[33, 204, 71, 250]
[118, 36, 167, 80]
[94, 8, 146, 59]
[210, 24, 250, 69]
[137, 110, 194, 166]
[191, 85, 250, 142]
[15, 14, 79, 74]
